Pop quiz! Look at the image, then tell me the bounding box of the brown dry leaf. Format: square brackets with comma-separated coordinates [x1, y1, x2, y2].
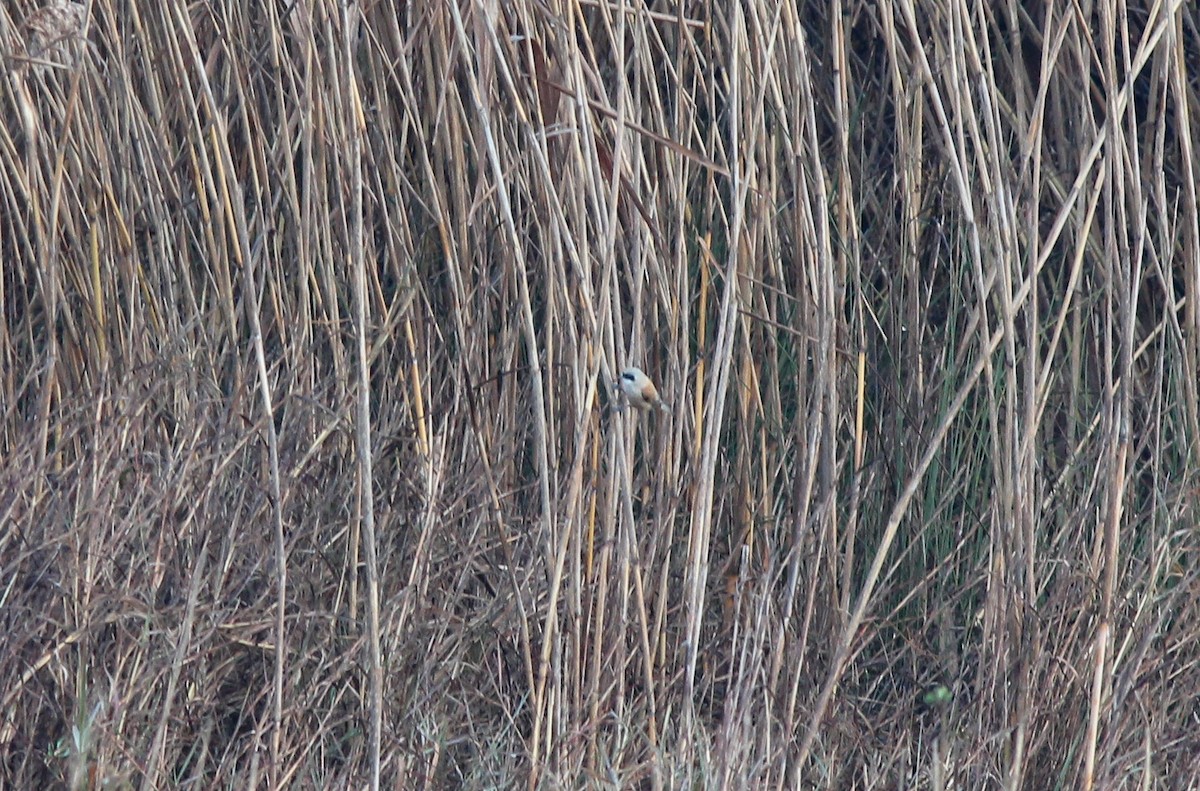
[529, 39, 562, 130]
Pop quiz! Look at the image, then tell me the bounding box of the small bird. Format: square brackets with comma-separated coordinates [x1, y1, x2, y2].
[617, 367, 670, 413]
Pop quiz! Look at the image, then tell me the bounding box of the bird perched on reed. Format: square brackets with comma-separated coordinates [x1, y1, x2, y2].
[19, 1, 89, 75]
[617, 367, 670, 413]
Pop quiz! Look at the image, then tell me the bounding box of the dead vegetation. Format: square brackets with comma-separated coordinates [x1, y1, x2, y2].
[2, 0, 1199, 788]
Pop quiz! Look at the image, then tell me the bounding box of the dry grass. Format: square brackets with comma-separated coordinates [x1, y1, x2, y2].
[2, 0, 1199, 788]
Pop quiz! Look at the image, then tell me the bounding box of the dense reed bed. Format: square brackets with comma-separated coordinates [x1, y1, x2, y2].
[2, 0, 1199, 787]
